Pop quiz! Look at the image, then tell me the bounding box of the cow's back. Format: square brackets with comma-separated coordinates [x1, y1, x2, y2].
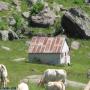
[43, 69, 66, 83]
[44, 69, 56, 82]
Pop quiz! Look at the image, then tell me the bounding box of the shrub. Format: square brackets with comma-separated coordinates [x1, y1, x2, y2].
[30, 2, 44, 15]
[13, 13, 23, 30]
[53, 19, 62, 36]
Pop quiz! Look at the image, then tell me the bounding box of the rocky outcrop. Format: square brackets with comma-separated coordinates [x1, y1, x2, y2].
[0, 1, 9, 11]
[30, 5, 56, 27]
[61, 8, 90, 38]
[0, 29, 19, 41]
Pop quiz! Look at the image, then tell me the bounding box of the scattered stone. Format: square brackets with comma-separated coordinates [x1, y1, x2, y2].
[22, 75, 42, 84]
[29, 0, 44, 5]
[30, 6, 56, 27]
[1, 46, 11, 51]
[71, 41, 80, 50]
[22, 12, 30, 19]
[13, 58, 26, 62]
[25, 41, 30, 47]
[0, 1, 9, 11]
[8, 17, 16, 26]
[61, 8, 90, 38]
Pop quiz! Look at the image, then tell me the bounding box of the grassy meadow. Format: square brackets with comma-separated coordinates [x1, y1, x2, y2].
[0, 39, 90, 90]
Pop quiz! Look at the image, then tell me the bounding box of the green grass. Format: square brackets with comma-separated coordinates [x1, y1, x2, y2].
[0, 39, 90, 90]
[30, 27, 53, 35]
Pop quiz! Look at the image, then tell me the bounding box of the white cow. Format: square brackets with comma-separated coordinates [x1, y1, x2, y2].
[84, 81, 90, 90]
[0, 64, 9, 87]
[17, 82, 29, 90]
[46, 81, 65, 90]
[39, 69, 67, 86]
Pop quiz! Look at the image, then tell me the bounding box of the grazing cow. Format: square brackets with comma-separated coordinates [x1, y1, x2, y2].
[84, 81, 90, 90]
[0, 64, 9, 87]
[17, 82, 29, 90]
[38, 69, 67, 86]
[46, 80, 65, 90]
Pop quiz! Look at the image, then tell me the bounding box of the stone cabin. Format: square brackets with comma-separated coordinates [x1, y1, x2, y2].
[28, 36, 70, 65]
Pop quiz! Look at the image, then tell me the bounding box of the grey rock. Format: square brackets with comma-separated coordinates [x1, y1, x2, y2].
[61, 8, 90, 38]
[0, 30, 9, 41]
[0, 1, 9, 11]
[0, 29, 19, 41]
[29, 0, 44, 5]
[22, 12, 30, 19]
[85, 0, 90, 3]
[31, 6, 56, 27]
[8, 17, 16, 26]
[8, 29, 19, 40]
[71, 41, 80, 50]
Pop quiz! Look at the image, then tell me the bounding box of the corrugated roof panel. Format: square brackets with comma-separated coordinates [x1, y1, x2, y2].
[43, 37, 48, 45]
[50, 39, 55, 52]
[28, 36, 65, 53]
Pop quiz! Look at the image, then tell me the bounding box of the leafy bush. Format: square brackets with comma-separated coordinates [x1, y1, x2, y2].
[53, 19, 62, 36]
[30, 2, 44, 15]
[13, 13, 23, 30]
[73, 0, 84, 4]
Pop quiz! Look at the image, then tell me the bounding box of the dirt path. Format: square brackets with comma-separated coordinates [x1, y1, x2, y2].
[21, 75, 86, 89]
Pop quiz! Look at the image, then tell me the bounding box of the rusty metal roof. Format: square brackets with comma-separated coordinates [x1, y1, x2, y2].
[28, 36, 65, 53]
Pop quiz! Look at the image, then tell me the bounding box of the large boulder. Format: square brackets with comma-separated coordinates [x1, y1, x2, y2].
[61, 8, 90, 38]
[30, 6, 56, 27]
[0, 1, 9, 11]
